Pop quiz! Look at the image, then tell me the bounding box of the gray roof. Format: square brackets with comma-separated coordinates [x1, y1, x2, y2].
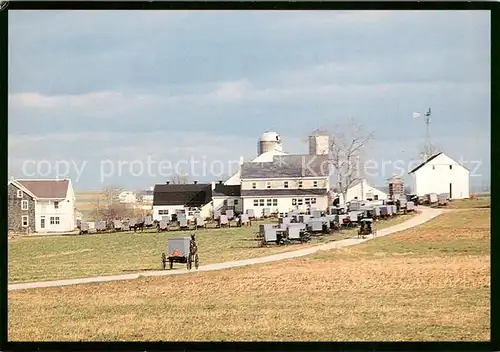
[241, 188, 328, 197]
[240, 155, 330, 179]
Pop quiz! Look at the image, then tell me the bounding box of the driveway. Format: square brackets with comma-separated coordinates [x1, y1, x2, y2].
[9, 206, 443, 291]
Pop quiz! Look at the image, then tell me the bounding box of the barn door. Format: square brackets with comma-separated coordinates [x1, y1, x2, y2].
[449, 183, 452, 199]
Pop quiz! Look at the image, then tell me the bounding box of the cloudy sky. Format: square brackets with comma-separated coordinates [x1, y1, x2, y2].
[8, 10, 490, 191]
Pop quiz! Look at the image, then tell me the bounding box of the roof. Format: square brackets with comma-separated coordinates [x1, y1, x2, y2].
[240, 155, 330, 179]
[408, 153, 442, 174]
[408, 152, 470, 174]
[15, 179, 70, 199]
[153, 183, 212, 207]
[241, 188, 328, 197]
[213, 184, 241, 197]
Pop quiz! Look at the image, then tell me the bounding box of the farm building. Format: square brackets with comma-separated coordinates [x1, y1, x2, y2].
[211, 182, 243, 215]
[118, 190, 137, 204]
[217, 131, 332, 215]
[8, 178, 77, 233]
[408, 152, 470, 199]
[152, 182, 212, 221]
[239, 154, 330, 215]
[335, 179, 388, 204]
[224, 131, 288, 186]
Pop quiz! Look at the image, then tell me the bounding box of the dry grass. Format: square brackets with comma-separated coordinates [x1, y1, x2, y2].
[8, 209, 490, 341]
[8, 214, 415, 283]
[443, 198, 490, 209]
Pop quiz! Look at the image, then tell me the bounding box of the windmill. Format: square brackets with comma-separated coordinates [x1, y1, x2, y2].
[413, 108, 435, 162]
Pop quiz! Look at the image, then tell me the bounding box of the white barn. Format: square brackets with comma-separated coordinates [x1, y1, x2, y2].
[408, 152, 470, 199]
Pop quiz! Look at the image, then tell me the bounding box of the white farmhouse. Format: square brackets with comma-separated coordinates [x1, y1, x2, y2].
[408, 152, 470, 199]
[336, 179, 388, 204]
[239, 154, 331, 215]
[8, 178, 77, 233]
[118, 191, 137, 204]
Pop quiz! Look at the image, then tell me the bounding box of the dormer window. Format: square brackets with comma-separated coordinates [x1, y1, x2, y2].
[252, 182, 256, 189]
[284, 181, 289, 188]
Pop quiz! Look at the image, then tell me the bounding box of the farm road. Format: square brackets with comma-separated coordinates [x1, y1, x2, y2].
[9, 207, 443, 291]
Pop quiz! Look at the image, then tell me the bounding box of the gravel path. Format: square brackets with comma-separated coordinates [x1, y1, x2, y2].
[9, 206, 443, 291]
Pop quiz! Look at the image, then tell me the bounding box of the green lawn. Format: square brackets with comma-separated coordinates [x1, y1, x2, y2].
[8, 214, 415, 283]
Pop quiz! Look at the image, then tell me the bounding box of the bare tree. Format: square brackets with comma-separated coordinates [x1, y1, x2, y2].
[315, 119, 374, 205]
[101, 185, 123, 206]
[169, 174, 189, 184]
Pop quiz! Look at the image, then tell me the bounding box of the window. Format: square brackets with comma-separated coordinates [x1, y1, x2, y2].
[311, 198, 317, 204]
[21, 200, 28, 210]
[432, 165, 435, 170]
[449, 165, 453, 170]
[284, 181, 289, 188]
[313, 181, 318, 188]
[305, 198, 311, 205]
[234, 199, 239, 205]
[374, 195, 379, 200]
[267, 199, 272, 206]
[298, 199, 303, 205]
[252, 182, 257, 189]
[292, 198, 297, 206]
[159, 209, 169, 215]
[298, 181, 303, 188]
[266, 182, 271, 189]
[223, 200, 228, 206]
[253, 199, 259, 206]
[16, 190, 22, 198]
[22, 216, 28, 227]
[50, 216, 60, 225]
[272, 199, 278, 206]
[54, 201, 59, 209]
[259, 199, 265, 206]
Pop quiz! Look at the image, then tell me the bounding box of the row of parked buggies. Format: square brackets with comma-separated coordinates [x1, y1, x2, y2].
[257, 197, 417, 246]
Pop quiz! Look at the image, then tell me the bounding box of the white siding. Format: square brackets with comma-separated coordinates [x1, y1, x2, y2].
[34, 180, 76, 233]
[338, 180, 388, 204]
[152, 205, 184, 221]
[242, 195, 328, 216]
[412, 153, 470, 199]
[212, 196, 243, 213]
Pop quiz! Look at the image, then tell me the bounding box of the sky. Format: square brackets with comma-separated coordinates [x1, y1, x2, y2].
[8, 10, 491, 191]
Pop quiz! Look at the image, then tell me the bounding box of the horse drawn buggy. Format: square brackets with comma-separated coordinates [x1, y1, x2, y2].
[358, 218, 376, 239]
[161, 234, 199, 270]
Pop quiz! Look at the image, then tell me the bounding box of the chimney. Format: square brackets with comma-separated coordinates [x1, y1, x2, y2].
[166, 181, 170, 185]
[193, 181, 198, 184]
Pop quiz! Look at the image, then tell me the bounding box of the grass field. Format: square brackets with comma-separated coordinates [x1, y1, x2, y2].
[443, 198, 490, 209]
[8, 208, 489, 341]
[8, 214, 415, 283]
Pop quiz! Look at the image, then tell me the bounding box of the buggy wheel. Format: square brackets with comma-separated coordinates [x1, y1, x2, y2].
[187, 254, 192, 270]
[161, 253, 167, 270]
[194, 253, 199, 269]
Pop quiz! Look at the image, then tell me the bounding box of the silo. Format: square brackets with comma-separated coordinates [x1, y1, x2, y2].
[308, 134, 330, 155]
[258, 131, 283, 155]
